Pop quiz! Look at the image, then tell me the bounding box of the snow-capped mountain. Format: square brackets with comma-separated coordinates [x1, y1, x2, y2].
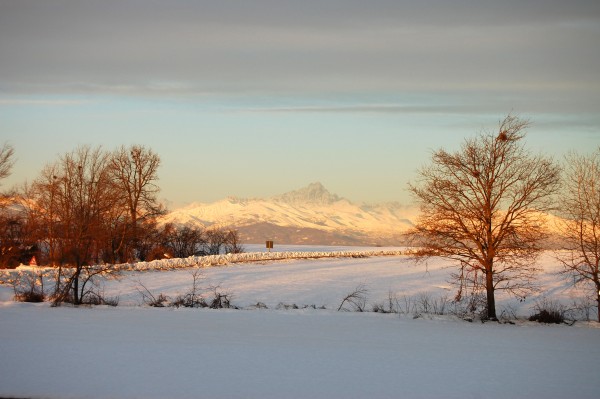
[161, 182, 417, 246]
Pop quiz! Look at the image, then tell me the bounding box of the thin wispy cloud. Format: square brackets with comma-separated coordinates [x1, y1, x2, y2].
[0, 98, 88, 106]
[243, 104, 476, 115]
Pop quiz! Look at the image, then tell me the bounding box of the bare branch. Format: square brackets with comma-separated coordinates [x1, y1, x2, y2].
[408, 114, 560, 320]
[555, 148, 600, 321]
[0, 142, 15, 183]
[337, 284, 369, 312]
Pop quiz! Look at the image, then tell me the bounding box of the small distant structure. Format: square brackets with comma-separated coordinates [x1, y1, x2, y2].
[266, 240, 274, 252]
[29, 256, 37, 266]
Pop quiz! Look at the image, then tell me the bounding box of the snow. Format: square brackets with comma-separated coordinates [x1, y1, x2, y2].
[161, 187, 417, 236]
[1, 247, 599, 399]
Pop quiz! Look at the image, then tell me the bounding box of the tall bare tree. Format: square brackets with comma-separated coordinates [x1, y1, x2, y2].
[109, 145, 164, 260]
[28, 146, 116, 304]
[556, 148, 600, 321]
[409, 115, 560, 320]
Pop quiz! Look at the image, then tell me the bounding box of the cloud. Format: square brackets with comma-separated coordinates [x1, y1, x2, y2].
[0, 0, 598, 109]
[244, 104, 471, 115]
[0, 98, 88, 106]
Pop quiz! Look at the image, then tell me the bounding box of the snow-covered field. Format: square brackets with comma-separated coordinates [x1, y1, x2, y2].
[1, 246, 599, 399]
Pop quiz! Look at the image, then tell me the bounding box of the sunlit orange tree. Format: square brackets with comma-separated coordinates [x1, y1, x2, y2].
[409, 115, 560, 320]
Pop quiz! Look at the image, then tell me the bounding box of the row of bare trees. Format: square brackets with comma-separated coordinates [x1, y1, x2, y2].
[21, 145, 164, 269]
[409, 115, 600, 321]
[0, 143, 242, 304]
[160, 224, 244, 258]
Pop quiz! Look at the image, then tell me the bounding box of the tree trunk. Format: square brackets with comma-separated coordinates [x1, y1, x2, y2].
[54, 265, 62, 298]
[72, 265, 81, 305]
[131, 212, 138, 261]
[485, 269, 497, 320]
[596, 290, 600, 323]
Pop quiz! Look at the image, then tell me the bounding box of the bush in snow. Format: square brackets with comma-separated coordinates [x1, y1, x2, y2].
[569, 297, 596, 322]
[372, 291, 403, 314]
[249, 302, 268, 310]
[529, 298, 567, 324]
[448, 292, 488, 322]
[135, 281, 170, 307]
[498, 304, 519, 323]
[207, 285, 236, 309]
[170, 268, 206, 308]
[83, 289, 119, 307]
[337, 284, 368, 312]
[7, 268, 47, 302]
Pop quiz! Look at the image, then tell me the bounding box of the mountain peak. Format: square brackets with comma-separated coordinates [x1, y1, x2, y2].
[273, 182, 341, 205]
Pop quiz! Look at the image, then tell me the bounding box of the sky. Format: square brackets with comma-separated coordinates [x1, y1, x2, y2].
[1, 0, 599, 208]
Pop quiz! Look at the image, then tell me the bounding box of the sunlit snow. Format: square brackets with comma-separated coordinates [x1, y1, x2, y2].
[1, 246, 598, 399]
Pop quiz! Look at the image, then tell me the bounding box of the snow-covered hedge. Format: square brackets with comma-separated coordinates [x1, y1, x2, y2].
[112, 250, 405, 272]
[0, 250, 405, 280]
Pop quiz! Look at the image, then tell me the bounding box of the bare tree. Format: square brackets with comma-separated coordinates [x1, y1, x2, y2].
[224, 229, 244, 254]
[555, 148, 600, 321]
[0, 142, 15, 184]
[0, 208, 37, 268]
[26, 163, 65, 266]
[205, 228, 227, 255]
[408, 115, 560, 320]
[162, 223, 206, 258]
[337, 284, 369, 312]
[108, 145, 164, 260]
[0, 142, 22, 267]
[28, 146, 117, 304]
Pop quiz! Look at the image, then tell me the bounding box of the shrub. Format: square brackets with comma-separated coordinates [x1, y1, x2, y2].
[15, 290, 45, 303]
[337, 284, 368, 312]
[136, 282, 169, 307]
[372, 302, 389, 313]
[208, 286, 235, 309]
[82, 290, 119, 306]
[11, 270, 46, 303]
[569, 298, 595, 322]
[529, 299, 566, 324]
[171, 293, 207, 308]
[529, 309, 564, 324]
[276, 303, 299, 310]
[449, 292, 488, 321]
[372, 291, 403, 314]
[148, 293, 170, 307]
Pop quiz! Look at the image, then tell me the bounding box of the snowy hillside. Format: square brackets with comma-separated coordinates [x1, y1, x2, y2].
[162, 182, 417, 245]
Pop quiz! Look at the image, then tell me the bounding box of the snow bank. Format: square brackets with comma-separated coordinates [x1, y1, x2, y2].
[0, 304, 598, 399]
[126, 249, 405, 271]
[0, 249, 406, 280]
[1, 249, 599, 398]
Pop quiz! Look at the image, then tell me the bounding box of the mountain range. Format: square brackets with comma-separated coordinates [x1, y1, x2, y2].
[162, 182, 417, 246]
